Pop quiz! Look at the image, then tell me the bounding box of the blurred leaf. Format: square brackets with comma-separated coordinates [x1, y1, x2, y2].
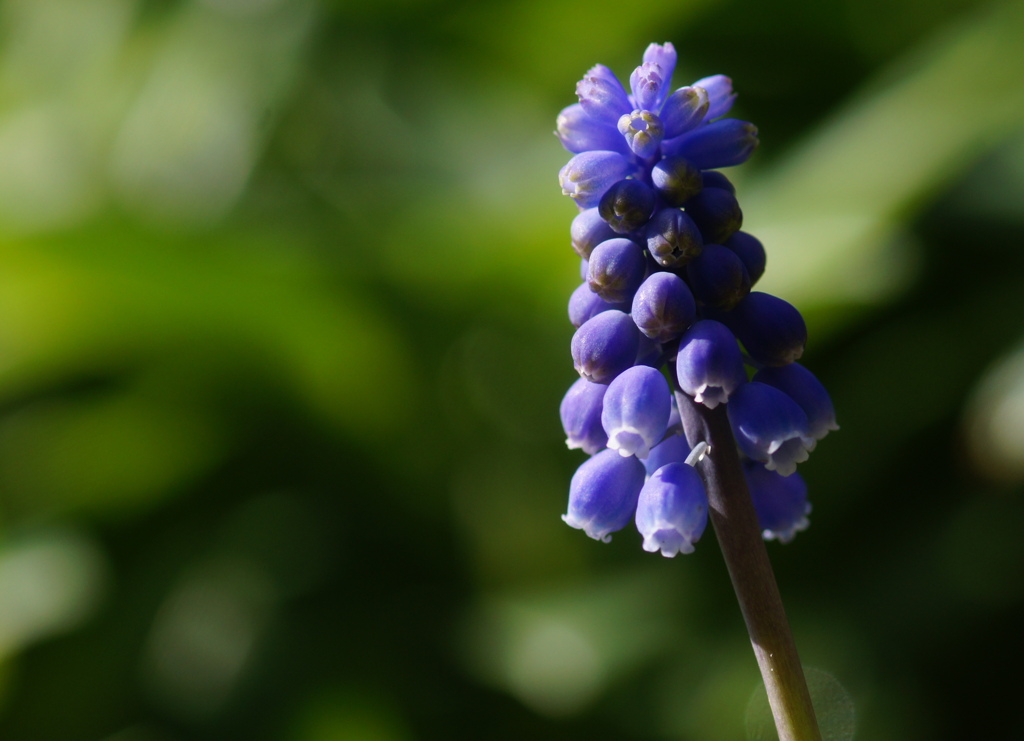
[748, 0, 1024, 310]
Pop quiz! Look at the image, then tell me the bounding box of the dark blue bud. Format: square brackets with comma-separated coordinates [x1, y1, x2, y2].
[692, 75, 736, 120]
[651, 155, 703, 207]
[686, 243, 751, 310]
[754, 363, 838, 442]
[631, 271, 697, 343]
[660, 86, 709, 139]
[636, 462, 708, 556]
[644, 433, 690, 477]
[559, 151, 634, 209]
[556, 103, 630, 155]
[571, 309, 640, 383]
[701, 170, 735, 194]
[587, 237, 646, 303]
[571, 207, 619, 259]
[568, 283, 625, 328]
[599, 179, 657, 233]
[744, 461, 810, 543]
[576, 64, 633, 125]
[724, 230, 766, 285]
[644, 208, 703, 268]
[664, 119, 758, 169]
[727, 382, 813, 477]
[723, 291, 807, 367]
[684, 187, 743, 244]
[617, 109, 664, 159]
[560, 377, 609, 455]
[563, 448, 645, 542]
[601, 365, 671, 459]
[675, 319, 747, 408]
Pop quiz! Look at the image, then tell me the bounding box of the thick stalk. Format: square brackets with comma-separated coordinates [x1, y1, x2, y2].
[677, 392, 822, 741]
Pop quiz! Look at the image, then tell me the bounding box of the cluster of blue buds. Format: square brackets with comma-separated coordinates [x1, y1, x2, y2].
[557, 44, 837, 555]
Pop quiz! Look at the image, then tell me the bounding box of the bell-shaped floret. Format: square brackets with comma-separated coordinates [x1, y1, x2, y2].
[641, 42, 677, 109]
[743, 460, 811, 543]
[569, 283, 625, 328]
[643, 433, 690, 478]
[571, 207, 619, 259]
[563, 448, 646, 542]
[635, 462, 708, 556]
[598, 179, 656, 233]
[587, 237, 646, 303]
[684, 187, 743, 245]
[560, 377, 609, 455]
[692, 74, 736, 120]
[727, 382, 814, 476]
[754, 363, 838, 442]
[645, 208, 703, 268]
[601, 365, 672, 459]
[576, 64, 633, 125]
[660, 86, 710, 139]
[617, 109, 664, 159]
[651, 155, 703, 207]
[724, 230, 766, 285]
[664, 119, 758, 170]
[631, 271, 697, 343]
[686, 243, 751, 310]
[675, 319, 747, 408]
[556, 103, 630, 155]
[572, 309, 640, 383]
[559, 151, 634, 209]
[723, 291, 807, 367]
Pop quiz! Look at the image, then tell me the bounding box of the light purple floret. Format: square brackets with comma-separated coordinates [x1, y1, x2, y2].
[560, 377, 609, 455]
[559, 151, 634, 209]
[557, 103, 630, 156]
[587, 237, 646, 304]
[601, 365, 671, 459]
[571, 309, 640, 384]
[727, 382, 814, 477]
[632, 271, 697, 343]
[563, 449, 646, 542]
[635, 462, 708, 557]
[571, 207, 619, 259]
[675, 319, 747, 408]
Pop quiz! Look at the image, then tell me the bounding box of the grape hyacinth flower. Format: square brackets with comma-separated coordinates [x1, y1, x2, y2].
[553, 43, 836, 740]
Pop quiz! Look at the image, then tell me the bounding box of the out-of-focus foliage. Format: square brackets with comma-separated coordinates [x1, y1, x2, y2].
[0, 0, 1022, 739]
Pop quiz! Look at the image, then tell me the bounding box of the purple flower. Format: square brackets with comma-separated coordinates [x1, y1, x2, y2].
[560, 377, 609, 455]
[571, 309, 639, 383]
[675, 320, 747, 408]
[559, 151, 634, 209]
[631, 271, 697, 343]
[727, 382, 814, 476]
[754, 363, 838, 443]
[744, 461, 811, 543]
[635, 462, 709, 556]
[601, 365, 672, 459]
[563, 449, 646, 542]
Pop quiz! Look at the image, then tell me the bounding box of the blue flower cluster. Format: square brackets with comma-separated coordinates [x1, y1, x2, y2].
[557, 44, 837, 555]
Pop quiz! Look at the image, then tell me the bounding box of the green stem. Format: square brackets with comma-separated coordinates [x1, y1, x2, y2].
[678, 393, 822, 741]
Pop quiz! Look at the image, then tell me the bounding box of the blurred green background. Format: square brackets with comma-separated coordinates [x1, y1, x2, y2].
[0, 0, 1023, 738]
